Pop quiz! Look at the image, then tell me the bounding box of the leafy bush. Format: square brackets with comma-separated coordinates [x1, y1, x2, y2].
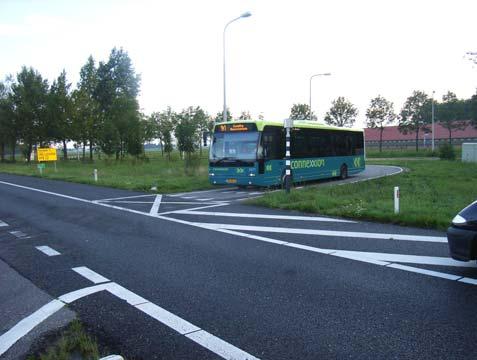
[438, 143, 456, 160]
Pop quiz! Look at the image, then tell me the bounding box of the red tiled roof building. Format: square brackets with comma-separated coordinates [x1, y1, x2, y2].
[364, 122, 477, 149]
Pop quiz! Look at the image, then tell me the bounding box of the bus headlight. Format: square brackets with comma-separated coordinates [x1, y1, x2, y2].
[210, 173, 215, 177]
[249, 173, 255, 177]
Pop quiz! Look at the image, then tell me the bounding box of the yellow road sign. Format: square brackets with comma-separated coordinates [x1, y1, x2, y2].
[37, 148, 57, 162]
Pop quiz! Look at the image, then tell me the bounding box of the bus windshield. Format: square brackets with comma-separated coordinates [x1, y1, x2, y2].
[209, 131, 259, 162]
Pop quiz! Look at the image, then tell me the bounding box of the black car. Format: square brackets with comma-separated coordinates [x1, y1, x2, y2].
[447, 200, 477, 261]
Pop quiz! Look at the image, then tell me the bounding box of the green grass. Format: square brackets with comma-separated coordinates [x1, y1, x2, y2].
[250, 159, 477, 230]
[0, 151, 213, 193]
[366, 145, 462, 159]
[27, 320, 101, 360]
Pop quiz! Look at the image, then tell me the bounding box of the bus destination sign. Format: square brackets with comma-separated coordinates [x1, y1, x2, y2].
[216, 123, 257, 133]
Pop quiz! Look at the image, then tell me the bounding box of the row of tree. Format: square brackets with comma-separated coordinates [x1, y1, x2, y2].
[289, 91, 477, 151]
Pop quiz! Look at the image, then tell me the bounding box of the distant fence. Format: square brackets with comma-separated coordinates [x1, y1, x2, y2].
[365, 137, 477, 150]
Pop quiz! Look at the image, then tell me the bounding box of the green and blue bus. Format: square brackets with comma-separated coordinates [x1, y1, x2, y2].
[209, 120, 365, 187]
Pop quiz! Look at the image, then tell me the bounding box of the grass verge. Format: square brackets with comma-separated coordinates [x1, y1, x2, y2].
[250, 159, 477, 230]
[0, 151, 212, 193]
[27, 320, 101, 360]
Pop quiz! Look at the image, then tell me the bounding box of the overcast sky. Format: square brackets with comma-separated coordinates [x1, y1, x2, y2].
[1, 0, 476, 127]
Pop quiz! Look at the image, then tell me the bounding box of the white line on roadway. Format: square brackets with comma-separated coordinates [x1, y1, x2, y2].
[35, 246, 61, 256]
[74, 267, 259, 359]
[9, 230, 29, 238]
[150, 195, 163, 214]
[1, 180, 470, 287]
[0, 220, 8, 227]
[72, 266, 110, 284]
[196, 198, 214, 201]
[96, 194, 156, 202]
[193, 223, 447, 243]
[168, 188, 236, 197]
[175, 210, 355, 223]
[0, 283, 110, 357]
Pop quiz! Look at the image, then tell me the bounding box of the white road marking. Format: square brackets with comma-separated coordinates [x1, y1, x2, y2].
[73, 266, 110, 284]
[1, 180, 472, 287]
[169, 188, 234, 197]
[192, 223, 447, 243]
[196, 198, 214, 201]
[59, 284, 112, 303]
[9, 230, 28, 238]
[0, 283, 110, 356]
[77, 267, 259, 360]
[459, 277, 477, 285]
[337, 166, 404, 186]
[348, 251, 477, 268]
[105, 283, 149, 306]
[248, 192, 263, 195]
[181, 196, 196, 199]
[96, 194, 156, 202]
[157, 203, 230, 216]
[186, 330, 260, 360]
[175, 210, 355, 223]
[136, 302, 200, 335]
[105, 201, 154, 204]
[35, 246, 61, 256]
[0, 299, 65, 356]
[150, 195, 163, 214]
[0, 220, 8, 227]
[385, 264, 461, 280]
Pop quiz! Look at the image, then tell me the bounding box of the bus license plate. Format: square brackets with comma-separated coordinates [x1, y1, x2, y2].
[226, 178, 237, 184]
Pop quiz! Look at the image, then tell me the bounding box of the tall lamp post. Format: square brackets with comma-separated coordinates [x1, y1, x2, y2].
[309, 73, 331, 120]
[431, 90, 435, 152]
[223, 11, 251, 123]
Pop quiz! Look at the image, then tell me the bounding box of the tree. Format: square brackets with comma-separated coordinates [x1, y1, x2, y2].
[75, 56, 100, 160]
[366, 95, 396, 152]
[290, 103, 315, 120]
[324, 97, 358, 127]
[437, 91, 467, 144]
[49, 70, 72, 160]
[175, 108, 199, 159]
[0, 77, 16, 162]
[214, 109, 232, 122]
[192, 106, 209, 156]
[94, 48, 141, 159]
[398, 90, 431, 152]
[11, 67, 49, 162]
[469, 93, 477, 129]
[151, 107, 175, 159]
[238, 111, 252, 120]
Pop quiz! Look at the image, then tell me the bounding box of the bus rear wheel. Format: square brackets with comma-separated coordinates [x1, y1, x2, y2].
[339, 165, 348, 180]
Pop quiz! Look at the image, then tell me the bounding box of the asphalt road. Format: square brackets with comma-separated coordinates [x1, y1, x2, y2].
[1, 166, 477, 359]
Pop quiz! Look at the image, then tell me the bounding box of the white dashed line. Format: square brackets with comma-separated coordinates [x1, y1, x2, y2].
[0, 220, 8, 227]
[95, 194, 155, 202]
[196, 198, 214, 201]
[385, 263, 462, 280]
[186, 330, 259, 360]
[9, 230, 28, 238]
[72, 266, 110, 284]
[136, 302, 200, 335]
[35, 246, 61, 256]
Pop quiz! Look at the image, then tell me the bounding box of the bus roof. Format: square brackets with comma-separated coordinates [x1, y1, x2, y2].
[214, 120, 363, 132]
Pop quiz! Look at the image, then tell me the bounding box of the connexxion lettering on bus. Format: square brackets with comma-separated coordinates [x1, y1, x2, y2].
[208, 120, 365, 187]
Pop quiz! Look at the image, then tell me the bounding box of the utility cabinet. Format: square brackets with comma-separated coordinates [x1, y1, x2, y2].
[462, 143, 477, 162]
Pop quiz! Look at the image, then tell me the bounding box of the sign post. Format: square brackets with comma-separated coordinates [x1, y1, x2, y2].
[37, 148, 58, 175]
[283, 118, 293, 194]
[394, 186, 400, 214]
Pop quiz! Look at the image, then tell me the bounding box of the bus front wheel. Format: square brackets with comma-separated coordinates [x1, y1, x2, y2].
[339, 165, 348, 180]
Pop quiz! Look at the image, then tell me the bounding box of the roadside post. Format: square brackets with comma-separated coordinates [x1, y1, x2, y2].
[394, 186, 400, 214]
[283, 118, 293, 194]
[37, 148, 58, 176]
[94, 169, 98, 182]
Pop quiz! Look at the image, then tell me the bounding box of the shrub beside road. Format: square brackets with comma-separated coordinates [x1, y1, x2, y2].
[251, 159, 477, 230]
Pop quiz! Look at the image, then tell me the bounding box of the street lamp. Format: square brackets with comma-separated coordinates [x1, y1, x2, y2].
[309, 73, 331, 120]
[432, 90, 435, 152]
[223, 11, 252, 123]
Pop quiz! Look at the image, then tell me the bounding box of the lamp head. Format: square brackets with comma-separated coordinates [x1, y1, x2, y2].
[241, 11, 252, 18]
